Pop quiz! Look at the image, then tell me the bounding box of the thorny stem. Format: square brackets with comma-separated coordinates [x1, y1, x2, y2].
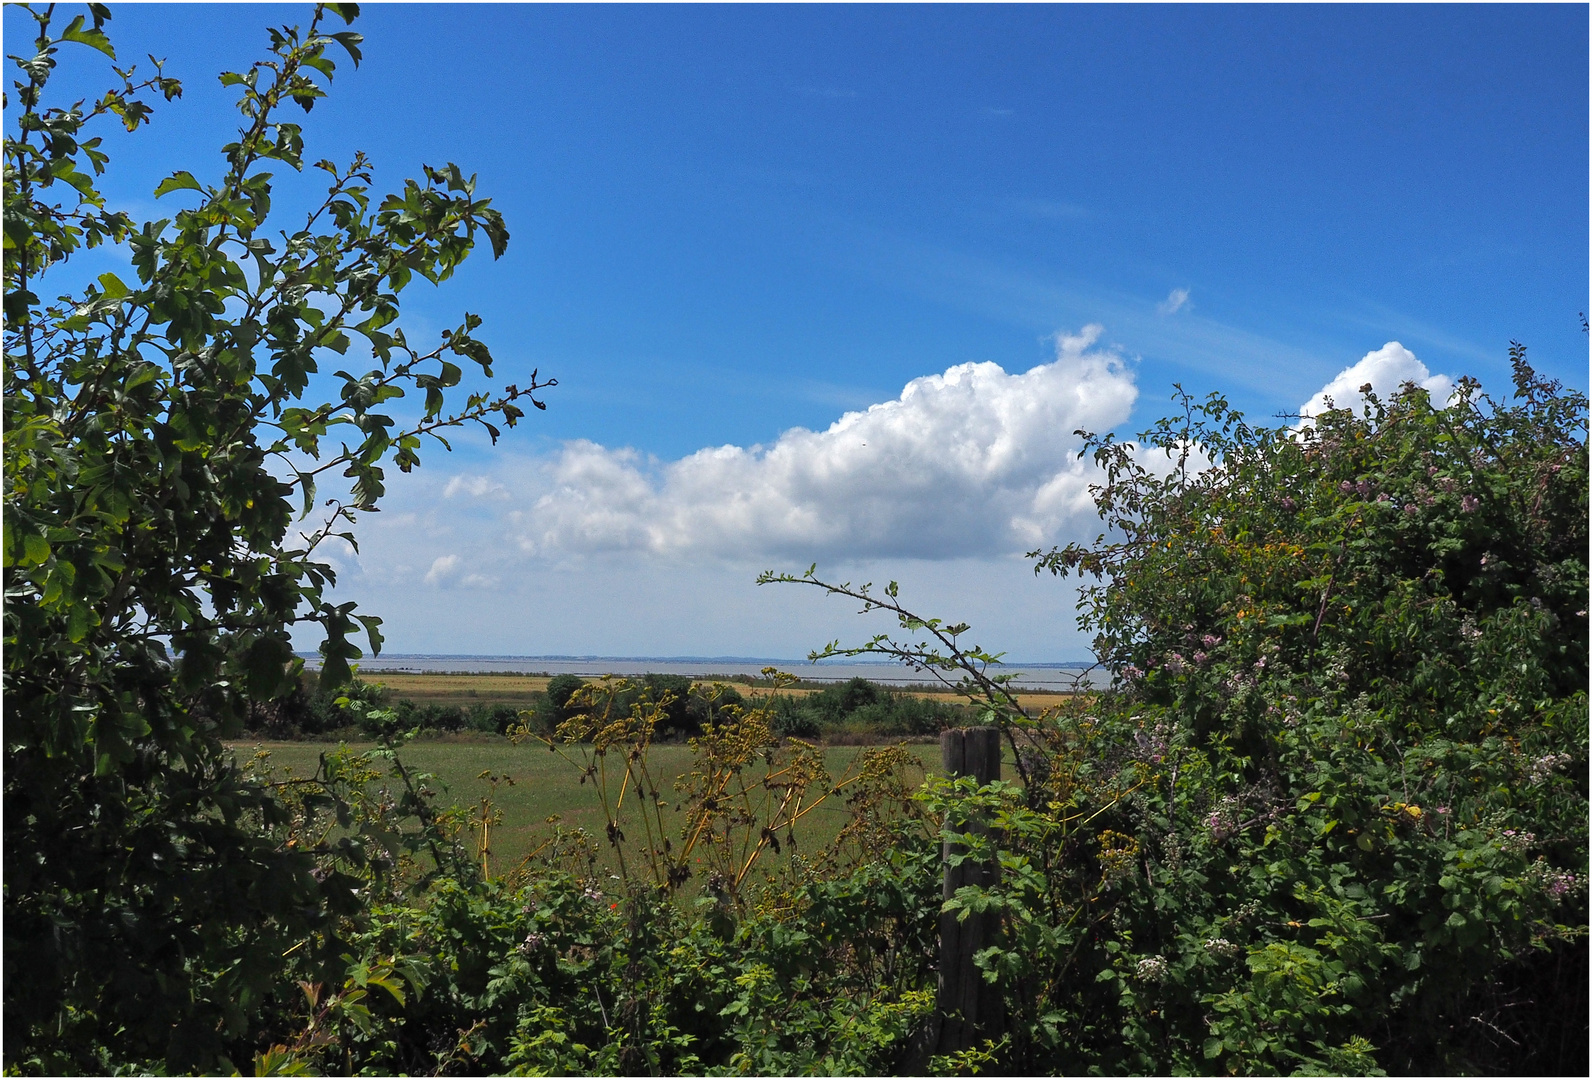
[760, 570, 1038, 788]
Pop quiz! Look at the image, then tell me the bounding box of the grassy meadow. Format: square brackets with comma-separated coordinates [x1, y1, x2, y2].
[238, 669, 1047, 880]
[232, 737, 978, 877]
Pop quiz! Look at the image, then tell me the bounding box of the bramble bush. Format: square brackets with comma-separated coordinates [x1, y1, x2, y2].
[1005, 364, 1589, 1074]
[780, 363, 1587, 1074]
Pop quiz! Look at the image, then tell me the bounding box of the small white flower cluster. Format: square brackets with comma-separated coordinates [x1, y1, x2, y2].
[1135, 955, 1169, 983]
[518, 930, 546, 956]
[1525, 858, 1584, 903]
[1206, 796, 1244, 842]
[1220, 672, 1256, 697]
[1526, 752, 1571, 785]
[1497, 829, 1537, 855]
[1203, 937, 1241, 958]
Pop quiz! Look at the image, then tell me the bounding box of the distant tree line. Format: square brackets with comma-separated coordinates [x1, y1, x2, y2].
[242, 671, 967, 742]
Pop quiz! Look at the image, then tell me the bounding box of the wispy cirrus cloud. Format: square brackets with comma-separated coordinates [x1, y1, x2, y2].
[1004, 196, 1088, 221]
[790, 84, 857, 100]
[815, 223, 1338, 403]
[1157, 287, 1191, 316]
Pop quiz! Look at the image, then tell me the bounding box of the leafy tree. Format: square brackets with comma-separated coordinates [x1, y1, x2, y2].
[762, 677, 968, 739]
[544, 672, 588, 718]
[3, 4, 547, 1070]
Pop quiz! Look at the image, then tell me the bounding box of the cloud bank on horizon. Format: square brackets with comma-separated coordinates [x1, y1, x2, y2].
[418, 334, 1457, 587]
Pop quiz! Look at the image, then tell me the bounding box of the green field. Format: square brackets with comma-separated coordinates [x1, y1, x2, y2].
[231, 738, 986, 877]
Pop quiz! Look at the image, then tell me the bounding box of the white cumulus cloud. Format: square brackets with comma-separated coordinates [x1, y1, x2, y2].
[1298, 341, 1455, 421]
[443, 474, 509, 499]
[513, 326, 1138, 560]
[424, 554, 460, 585]
[422, 553, 497, 590]
[1157, 287, 1191, 316]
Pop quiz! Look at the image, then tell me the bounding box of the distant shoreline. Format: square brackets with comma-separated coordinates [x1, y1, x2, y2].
[295, 653, 1103, 690]
[293, 652, 1095, 666]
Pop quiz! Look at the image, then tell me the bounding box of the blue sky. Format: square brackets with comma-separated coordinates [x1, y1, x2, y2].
[15, 3, 1588, 661]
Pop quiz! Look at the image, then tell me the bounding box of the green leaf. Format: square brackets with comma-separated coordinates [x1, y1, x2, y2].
[320, 653, 353, 692]
[329, 31, 363, 67]
[366, 972, 406, 1007]
[356, 613, 384, 656]
[96, 272, 129, 299]
[60, 14, 116, 58]
[154, 171, 204, 198]
[23, 533, 50, 566]
[66, 601, 92, 643]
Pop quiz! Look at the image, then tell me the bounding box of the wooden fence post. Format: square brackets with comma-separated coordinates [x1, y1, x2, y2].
[935, 725, 1004, 1056]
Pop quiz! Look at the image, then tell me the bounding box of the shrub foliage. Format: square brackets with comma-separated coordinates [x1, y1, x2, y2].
[1002, 370, 1588, 1073]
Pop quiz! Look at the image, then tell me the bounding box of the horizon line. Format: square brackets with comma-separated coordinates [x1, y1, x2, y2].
[295, 651, 1099, 668]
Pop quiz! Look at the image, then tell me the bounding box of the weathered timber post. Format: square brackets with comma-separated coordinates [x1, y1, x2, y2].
[935, 725, 1004, 1055]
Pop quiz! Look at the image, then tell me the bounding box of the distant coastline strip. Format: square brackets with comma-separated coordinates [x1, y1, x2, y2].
[293, 654, 1101, 690]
